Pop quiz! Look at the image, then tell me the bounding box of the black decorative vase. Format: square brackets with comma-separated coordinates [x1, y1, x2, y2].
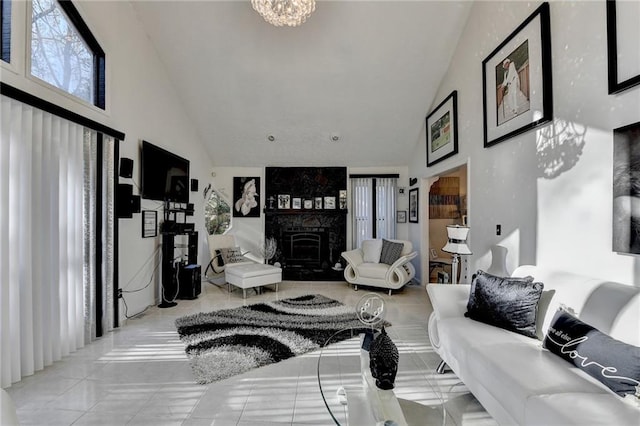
[369, 326, 399, 390]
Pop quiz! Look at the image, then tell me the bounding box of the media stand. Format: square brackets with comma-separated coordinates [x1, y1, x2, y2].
[159, 201, 198, 308]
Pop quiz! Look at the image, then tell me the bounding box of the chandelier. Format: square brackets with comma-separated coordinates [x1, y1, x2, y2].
[251, 0, 316, 27]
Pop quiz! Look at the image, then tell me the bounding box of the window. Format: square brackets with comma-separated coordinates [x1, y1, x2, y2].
[351, 176, 398, 248]
[1, 0, 10, 63]
[30, 0, 105, 108]
[205, 188, 232, 235]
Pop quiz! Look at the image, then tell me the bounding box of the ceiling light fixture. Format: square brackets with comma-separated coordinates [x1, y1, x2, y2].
[251, 0, 315, 27]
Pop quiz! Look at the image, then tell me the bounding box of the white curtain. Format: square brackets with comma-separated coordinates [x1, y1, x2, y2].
[375, 177, 397, 240]
[352, 178, 372, 248]
[0, 95, 108, 387]
[351, 177, 397, 248]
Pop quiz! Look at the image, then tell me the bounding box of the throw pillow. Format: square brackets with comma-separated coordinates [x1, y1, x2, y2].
[379, 239, 404, 265]
[465, 270, 543, 338]
[466, 270, 534, 317]
[362, 240, 383, 263]
[543, 307, 640, 399]
[221, 247, 245, 264]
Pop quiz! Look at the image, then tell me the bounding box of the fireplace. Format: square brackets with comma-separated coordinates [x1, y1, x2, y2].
[264, 167, 347, 281]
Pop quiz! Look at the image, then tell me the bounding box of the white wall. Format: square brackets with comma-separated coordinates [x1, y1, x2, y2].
[408, 1, 640, 286]
[1, 1, 214, 321]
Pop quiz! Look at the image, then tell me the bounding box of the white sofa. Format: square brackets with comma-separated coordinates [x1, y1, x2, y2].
[341, 239, 417, 295]
[427, 265, 640, 425]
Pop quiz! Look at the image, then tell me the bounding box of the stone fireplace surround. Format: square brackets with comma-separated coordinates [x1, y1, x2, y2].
[265, 167, 347, 281]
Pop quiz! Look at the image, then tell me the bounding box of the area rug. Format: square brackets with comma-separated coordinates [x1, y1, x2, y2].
[175, 294, 386, 384]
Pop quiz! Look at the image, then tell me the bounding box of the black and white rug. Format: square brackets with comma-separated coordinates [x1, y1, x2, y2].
[175, 294, 383, 384]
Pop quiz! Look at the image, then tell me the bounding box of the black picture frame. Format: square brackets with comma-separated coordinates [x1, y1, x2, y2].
[482, 2, 553, 148]
[426, 90, 459, 167]
[607, 0, 640, 94]
[409, 188, 419, 223]
[142, 210, 157, 238]
[612, 121, 640, 254]
[233, 177, 260, 217]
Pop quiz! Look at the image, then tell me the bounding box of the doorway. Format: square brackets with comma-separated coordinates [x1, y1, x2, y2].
[425, 162, 469, 283]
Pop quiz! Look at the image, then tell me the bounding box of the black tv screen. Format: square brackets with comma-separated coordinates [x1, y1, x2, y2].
[140, 140, 190, 203]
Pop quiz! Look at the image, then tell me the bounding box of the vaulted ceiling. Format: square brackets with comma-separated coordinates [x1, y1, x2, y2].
[131, 1, 472, 167]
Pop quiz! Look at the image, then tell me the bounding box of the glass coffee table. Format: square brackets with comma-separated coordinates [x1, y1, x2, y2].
[317, 328, 447, 426]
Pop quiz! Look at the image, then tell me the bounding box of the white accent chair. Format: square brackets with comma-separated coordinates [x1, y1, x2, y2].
[204, 234, 256, 283]
[341, 239, 417, 295]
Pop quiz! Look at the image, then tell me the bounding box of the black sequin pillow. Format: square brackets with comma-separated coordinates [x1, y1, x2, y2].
[465, 270, 543, 338]
[543, 307, 640, 399]
[379, 239, 404, 265]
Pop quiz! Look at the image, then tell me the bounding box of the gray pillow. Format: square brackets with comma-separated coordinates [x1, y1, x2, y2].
[380, 239, 404, 265]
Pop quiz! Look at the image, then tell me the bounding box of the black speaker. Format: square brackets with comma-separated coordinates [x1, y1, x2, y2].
[178, 264, 201, 300]
[191, 179, 198, 192]
[116, 183, 133, 218]
[119, 158, 133, 178]
[116, 184, 140, 218]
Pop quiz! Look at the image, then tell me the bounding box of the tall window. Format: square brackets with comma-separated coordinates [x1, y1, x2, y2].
[30, 0, 105, 108]
[351, 175, 398, 248]
[1, 0, 10, 63]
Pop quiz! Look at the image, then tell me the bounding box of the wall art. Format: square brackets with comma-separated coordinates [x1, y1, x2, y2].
[409, 188, 419, 223]
[233, 176, 260, 217]
[426, 90, 458, 167]
[482, 2, 553, 148]
[612, 121, 640, 255]
[607, 0, 640, 94]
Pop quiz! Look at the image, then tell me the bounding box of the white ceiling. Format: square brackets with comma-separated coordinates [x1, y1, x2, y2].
[131, 1, 473, 167]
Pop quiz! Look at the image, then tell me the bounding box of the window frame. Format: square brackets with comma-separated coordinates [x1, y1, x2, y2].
[28, 0, 105, 109]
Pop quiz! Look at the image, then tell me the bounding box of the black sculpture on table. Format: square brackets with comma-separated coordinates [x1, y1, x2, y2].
[369, 326, 399, 390]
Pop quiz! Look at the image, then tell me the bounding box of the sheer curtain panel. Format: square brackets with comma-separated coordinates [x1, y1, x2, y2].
[375, 177, 397, 240]
[1, 96, 87, 387]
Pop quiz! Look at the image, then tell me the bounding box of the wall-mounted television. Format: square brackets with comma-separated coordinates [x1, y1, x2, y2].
[140, 140, 190, 203]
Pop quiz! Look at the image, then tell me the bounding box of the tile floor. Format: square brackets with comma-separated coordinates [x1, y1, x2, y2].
[5, 280, 496, 425]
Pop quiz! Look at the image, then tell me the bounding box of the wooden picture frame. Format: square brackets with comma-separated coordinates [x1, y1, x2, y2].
[482, 2, 553, 148]
[426, 90, 458, 167]
[409, 188, 419, 223]
[607, 0, 640, 94]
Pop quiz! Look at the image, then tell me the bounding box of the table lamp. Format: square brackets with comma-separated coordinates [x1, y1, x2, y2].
[442, 225, 472, 284]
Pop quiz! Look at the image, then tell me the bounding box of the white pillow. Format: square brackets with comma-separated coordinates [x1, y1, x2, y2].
[362, 240, 383, 263]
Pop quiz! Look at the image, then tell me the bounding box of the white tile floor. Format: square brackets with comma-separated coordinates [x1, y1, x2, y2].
[5, 280, 496, 426]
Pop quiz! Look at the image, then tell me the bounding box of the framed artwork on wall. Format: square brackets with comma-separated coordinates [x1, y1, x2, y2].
[409, 188, 419, 223]
[278, 194, 290, 209]
[233, 177, 260, 217]
[612, 121, 640, 255]
[314, 197, 323, 209]
[397, 210, 407, 223]
[482, 2, 553, 148]
[607, 0, 640, 94]
[142, 210, 157, 238]
[292, 197, 302, 209]
[324, 196, 336, 209]
[426, 90, 458, 167]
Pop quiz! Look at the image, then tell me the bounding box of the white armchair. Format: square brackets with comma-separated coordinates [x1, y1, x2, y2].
[204, 234, 256, 284]
[341, 239, 417, 295]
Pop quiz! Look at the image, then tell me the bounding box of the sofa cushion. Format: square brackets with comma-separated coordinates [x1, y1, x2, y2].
[380, 239, 404, 265]
[362, 240, 383, 263]
[467, 342, 611, 424]
[543, 307, 640, 399]
[357, 262, 389, 280]
[465, 270, 544, 338]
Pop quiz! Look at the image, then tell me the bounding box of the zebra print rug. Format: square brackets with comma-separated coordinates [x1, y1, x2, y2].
[175, 294, 383, 384]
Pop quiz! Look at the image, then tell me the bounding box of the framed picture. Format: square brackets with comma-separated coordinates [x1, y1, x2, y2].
[397, 210, 407, 223]
[612, 121, 640, 254]
[607, 0, 640, 94]
[142, 210, 157, 238]
[277, 194, 290, 209]
[482, 2, 553, 148]
[314, 197, 323, 209]
[292, 197, 302, 209]
[409, 188, 419, 223]
[233, 177, 260, 217]
[339, 190, 347, 209]
[324, 196, 336, 209]
[303, 199, 313, 209]
[426, 90, 458, 167]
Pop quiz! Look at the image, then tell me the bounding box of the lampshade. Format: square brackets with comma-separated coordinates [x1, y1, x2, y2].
[252, 0, 316, 27]
[442, 225, 472, 255]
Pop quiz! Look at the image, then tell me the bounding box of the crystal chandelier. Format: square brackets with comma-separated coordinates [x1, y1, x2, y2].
[251, 0, 316, 27]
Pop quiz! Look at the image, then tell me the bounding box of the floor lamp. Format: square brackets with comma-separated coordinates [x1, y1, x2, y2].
[442, 225, 472, 284]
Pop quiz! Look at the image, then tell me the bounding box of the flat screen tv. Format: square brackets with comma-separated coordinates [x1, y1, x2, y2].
[140, 140, 190, 203]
